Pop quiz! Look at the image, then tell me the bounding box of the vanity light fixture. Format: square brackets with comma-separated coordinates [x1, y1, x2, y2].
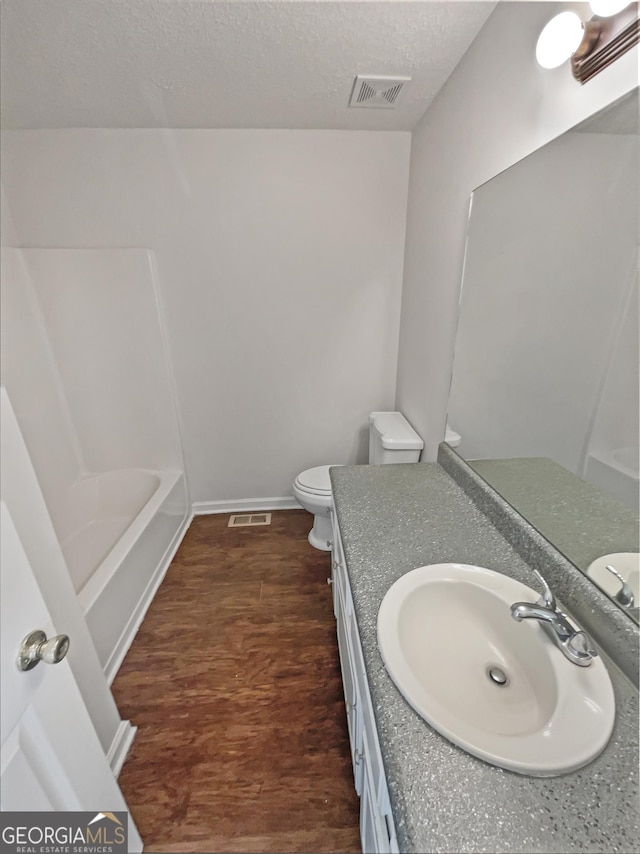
[536, 11, 584, 68]
[536, 1, 640, 83]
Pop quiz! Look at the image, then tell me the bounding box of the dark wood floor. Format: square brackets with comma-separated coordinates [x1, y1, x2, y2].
[111, 510, 361, 853]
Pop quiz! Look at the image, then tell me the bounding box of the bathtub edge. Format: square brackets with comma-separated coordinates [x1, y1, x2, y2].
[107, 720, 138, 778]
[104, 506, 193, 686]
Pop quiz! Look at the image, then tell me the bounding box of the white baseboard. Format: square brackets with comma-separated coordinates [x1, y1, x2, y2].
[108, 720, 137, 778]
[192, 496, 301, 515]
[104, 510, 193, 685]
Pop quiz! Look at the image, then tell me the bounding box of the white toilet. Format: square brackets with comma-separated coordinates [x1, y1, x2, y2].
[293, 411, 424, 551]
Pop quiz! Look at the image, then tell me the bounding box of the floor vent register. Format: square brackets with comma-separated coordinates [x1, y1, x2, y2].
[227, 513, 272, 527]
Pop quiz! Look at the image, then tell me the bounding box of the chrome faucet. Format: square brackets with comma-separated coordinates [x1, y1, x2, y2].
[510, 569, 598, 667]
[604, 563, 635, 608]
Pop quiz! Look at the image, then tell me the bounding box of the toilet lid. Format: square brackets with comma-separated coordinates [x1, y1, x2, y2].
[295, 465, 338, 495]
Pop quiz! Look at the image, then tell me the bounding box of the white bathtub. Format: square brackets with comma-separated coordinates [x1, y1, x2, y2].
[60, 469, 189, 683]
[584, 446, 639, 511]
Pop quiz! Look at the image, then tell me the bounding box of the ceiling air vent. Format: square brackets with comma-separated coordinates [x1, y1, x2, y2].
[349, 75, 411, 109]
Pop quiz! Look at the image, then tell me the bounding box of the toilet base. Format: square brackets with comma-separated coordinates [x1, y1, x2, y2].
[307, 512, 333, 551]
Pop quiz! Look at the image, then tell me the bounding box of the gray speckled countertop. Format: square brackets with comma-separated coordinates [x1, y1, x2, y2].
[330, 462, 639, 854]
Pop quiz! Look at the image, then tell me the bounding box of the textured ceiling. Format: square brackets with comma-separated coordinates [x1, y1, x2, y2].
[1, 1, 497, 130]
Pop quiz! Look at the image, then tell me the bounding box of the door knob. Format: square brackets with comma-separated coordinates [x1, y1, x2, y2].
[17, 630, 70, 671]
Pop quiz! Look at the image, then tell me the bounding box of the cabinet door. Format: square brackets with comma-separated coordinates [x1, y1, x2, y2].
[330, 553, 339, 619]
[359, 761, 379, 854]
[330, 510, 347, 617]
[347, 600, 384, 796]
[335, 583, 364, 795]
[360, 729, 391, 854]
[335, 587, 357, 742]
[332, 523, 399, 852]
[334, 550, 353, 622]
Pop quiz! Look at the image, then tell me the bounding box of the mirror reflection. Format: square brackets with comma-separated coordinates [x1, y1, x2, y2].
[447, 89, 639, 623]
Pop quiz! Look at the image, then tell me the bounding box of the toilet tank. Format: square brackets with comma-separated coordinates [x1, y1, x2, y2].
[368, 411, 424, 464]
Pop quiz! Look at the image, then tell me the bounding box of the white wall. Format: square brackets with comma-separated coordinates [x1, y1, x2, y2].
[2, 129, 411, 505]
[447, 131, 637, 472]
[21, 248, 184, 474]
[586, 266, 639, 460]
[0, 248, 84, 536]
[1, 246, 187, 541]
[396, 1, 640, 459]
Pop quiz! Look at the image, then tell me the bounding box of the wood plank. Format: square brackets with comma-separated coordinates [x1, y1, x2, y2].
[112, 510, 361, 853]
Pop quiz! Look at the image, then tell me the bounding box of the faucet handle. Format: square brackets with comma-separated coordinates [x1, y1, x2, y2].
[532, 569, 556, 610]
[604, 564, 635, 607]
[565, 630, 598, 663]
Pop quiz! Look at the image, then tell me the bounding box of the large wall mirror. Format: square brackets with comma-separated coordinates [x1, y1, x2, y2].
[447, 88, 639, 624]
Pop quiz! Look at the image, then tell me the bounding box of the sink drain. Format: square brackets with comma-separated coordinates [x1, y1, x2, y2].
[486, 665, 509, 686]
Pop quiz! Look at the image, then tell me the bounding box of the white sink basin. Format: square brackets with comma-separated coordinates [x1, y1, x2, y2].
[377, 563, 615, 776]
[586, 553, 639, 605]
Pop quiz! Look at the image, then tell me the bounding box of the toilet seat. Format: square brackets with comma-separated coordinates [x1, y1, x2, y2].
[294, 465, 336, 496]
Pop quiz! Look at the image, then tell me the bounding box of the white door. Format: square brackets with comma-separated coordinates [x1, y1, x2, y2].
[0, 502, 142, 850]
[0, 387, 142, 850]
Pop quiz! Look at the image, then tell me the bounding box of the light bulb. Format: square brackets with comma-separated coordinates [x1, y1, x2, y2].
[536, 11, 585, 69]
[590, 0, 630, 16]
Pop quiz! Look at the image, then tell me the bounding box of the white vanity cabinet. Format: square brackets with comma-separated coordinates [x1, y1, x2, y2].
[330, 510, 399, 854]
